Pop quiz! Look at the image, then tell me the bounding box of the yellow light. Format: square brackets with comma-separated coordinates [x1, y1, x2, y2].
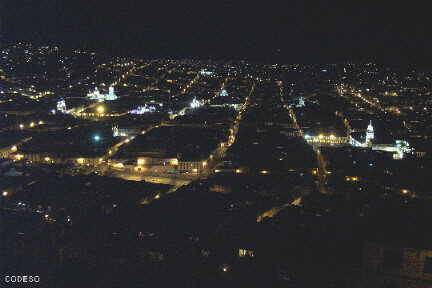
[330, 134, 335, 139]
[235, 169, 242, 174]
[14, 154, 24, 160]
[11, 145, 17, 152]
[2, 191, 8, 197]
[29, 122, 35, 128]
[154, 194, 161, 199]
[113, 163, 124, 169]
[170, 159, 179, 166]
[137, 158, 146, 165]
[260, 170, 269, 175]
[19, 124, 24, 129]
[76, 158, 85, 164]
[401, 189, 409, 195]
[38, 120, 44, 125]
[44, 157, 51, 162]
[96, 105, 105, 114]
[214, 169, 221, 173]
[202, 161, 207, 167]
[192, 168, 198, 173]
[318, 134, 324, 139]
[346, 176, 359, 182]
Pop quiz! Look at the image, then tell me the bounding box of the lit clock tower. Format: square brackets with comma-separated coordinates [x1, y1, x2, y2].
[365, 120, 374, 146]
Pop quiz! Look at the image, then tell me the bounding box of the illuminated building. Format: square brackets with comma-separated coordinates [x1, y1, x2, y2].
[190, 97, 203, 109]
[304, 134, 349, 146]
[112, 125, 125, 137]
[349, 122, 413, 159]
[296, 96, 305, 107]
[219, 89, 228, 97]
[87, 86, 118, 102]
[107, 86, 116, 100]
[57, 98, 67, 113]
[199, 69, 214, 76]
[112, 125, 140, 137]
[238, 249, 255, 258]
[365, 120, 374, 146]
[128, 104, 156, 114]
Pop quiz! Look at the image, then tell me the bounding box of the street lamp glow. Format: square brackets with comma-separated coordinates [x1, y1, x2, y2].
[2, 191, 8, 197]
[93, 134, 101, 142]
[96, 105, 105, 114]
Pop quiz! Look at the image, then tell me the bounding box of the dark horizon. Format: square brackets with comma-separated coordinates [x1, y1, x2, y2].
[2, 1, 432, 65]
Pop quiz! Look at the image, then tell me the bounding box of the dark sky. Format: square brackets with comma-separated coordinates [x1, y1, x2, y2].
[1, 1, 431, 64]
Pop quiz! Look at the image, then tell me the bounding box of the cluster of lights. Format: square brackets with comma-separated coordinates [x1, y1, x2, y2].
[128, 104, 157, 114]
[87, 86, 118, 102]
[190, 97, 203, 109]
[18, 120, 44, 130]
[345, 176, 359, 182]
[14, 154, 24, 161]
[304, 134, 348, 144]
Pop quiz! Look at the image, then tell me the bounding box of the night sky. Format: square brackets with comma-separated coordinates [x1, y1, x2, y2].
[2, 1, 431, 64]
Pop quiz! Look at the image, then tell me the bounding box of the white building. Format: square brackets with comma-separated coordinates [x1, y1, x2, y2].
[57, 98, 67, 113]
[348, 121, 413, 159]
[296, 96, 305, 107]
[87, 86, 118, 102]
[365, 120, 374, 146]
[190, 97, 203, 109]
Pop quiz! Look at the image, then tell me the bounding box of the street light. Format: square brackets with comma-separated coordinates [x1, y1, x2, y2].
[93, 134, 101, 142]
[96, 105, 105, 114]
[1, 191, 8, 222]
